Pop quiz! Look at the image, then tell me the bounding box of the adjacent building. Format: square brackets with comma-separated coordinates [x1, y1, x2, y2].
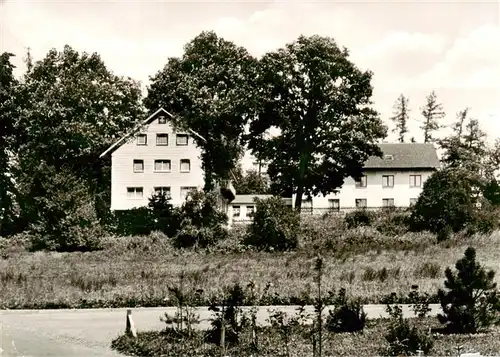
[294, 143, 440, 214]
[228, 194, 293, 226]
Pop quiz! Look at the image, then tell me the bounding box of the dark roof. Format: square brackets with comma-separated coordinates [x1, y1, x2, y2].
[363, 143, 440, 169]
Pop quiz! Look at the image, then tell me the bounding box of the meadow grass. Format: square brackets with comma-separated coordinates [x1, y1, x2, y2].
[1, 217, 500, 309]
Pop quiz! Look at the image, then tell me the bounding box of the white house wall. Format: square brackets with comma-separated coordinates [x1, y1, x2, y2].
[110, 120, 204, 210]
[294, 169, 434, 211]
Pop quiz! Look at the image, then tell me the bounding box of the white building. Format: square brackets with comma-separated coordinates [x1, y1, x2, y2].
[227, 194, 293, 226]
[294, 143, 440, 214]
[100, 108, 235, 210]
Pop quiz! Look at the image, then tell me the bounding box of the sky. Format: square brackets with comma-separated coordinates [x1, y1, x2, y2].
[1, 0, 500, 148]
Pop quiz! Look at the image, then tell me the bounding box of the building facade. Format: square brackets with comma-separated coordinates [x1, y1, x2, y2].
[100, 108, 206, 210]
[294, 143, 440, 214]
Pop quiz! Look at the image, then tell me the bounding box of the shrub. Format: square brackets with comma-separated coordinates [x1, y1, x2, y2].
[206, 283, 246, 347]
[245, 196, 300, 251]
[436, 224, 453, 242]
[28, 169, 104, 252]
[437, 247, 500, 334]
[326, 288, 366, 333]
[148, 192, 181, 237]
[409, 167, 481, 233]
[383, 305, 433, 356]
[108, 207, 154, 236]
[375, 209, 410, 235]
[173, 189, 228, 248]
[468, 205, 500, 234]
[344, 209, 375, 229]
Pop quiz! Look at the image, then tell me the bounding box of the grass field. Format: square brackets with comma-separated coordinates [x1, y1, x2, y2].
[1, 215, 500, 309]
[111, 317, 500, 356]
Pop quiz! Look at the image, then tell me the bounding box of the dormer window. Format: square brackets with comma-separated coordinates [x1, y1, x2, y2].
[384, 154, 394, 161]
[158, 116, 167, 124]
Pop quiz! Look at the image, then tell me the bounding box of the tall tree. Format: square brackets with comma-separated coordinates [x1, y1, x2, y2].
[248, 35, 387, 210]
[145, 31, 258, 190]
[0, 52, 19, 236]
[439, 108, 486, 174]
[15, 45, 144, 229]
[390, 94, 410, 143]
[420, 90, 445, 143]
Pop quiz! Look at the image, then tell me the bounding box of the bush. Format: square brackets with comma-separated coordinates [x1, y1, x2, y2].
[410, 168, 481, 233]
[468, 205, 500, 234]
[436, 225, 453, 242]
[383, 305, 433, 356]
[173, 189, 228, 249]
[345, 209, 376, 229]
[375, 209, 410, 235]
[27, 169, 104, 252]
[437, 247, 500, 334]
[206, 283, 246, 347]
[244, 196, 300, 251]
[326, 288, 366, 333]
[108, 193, 181, 237]
[108, 207, 154, 236]
[148, 193, 181, 237]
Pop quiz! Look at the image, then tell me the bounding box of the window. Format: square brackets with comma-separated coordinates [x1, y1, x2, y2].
[233, 206, 241, 217]
[137, 134, 147, 146]
[180, 186, 196, 200]
[355, 199, 367, 208]
[246, 205, 255, 217]
[127, 187, 143, 199]
[410, 198, 418, 206]
[382, 175, 394, 187]
[158, 116, 167, 124]
[328, 199, 340, 211]
[180, 159, 191, 172]
[154, 159, 171, 172]
[156, 133, 168, 146]
[176, 134, 188, 146]
[382, 198, 395, 207]
[154, 186, 171, 198]
[133, 159, 144, 173]
[355, 175, 367, 188]
[409, 175, 422, 187]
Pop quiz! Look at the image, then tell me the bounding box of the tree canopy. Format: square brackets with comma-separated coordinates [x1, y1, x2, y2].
[145, 31, 259, 190]
[248, 35, 387, 209]
[0, 52, 19, 236]
[13, 45, 144, 236]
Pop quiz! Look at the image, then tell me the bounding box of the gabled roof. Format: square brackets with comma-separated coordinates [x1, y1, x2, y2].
[99, 108, 205, 158]
[363, 143, 440, 169]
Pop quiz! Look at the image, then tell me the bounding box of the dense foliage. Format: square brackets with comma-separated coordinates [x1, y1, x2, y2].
[245, 196, 300, 251]
[174, 189, 228, 248]
[247, 35, 387, 209]
[383, 305, 434, 356]
[409, 168, 481, 233]
[145, 31, 258, 190]
[410, 167, 499, 234]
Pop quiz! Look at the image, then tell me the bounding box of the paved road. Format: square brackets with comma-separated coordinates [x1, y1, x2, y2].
[0, 304, 442, 356]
